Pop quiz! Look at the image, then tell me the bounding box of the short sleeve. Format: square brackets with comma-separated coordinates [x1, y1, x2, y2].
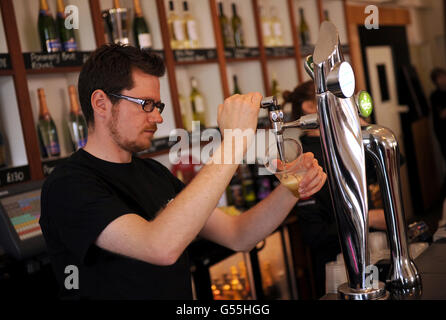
[145, 159, 186, 194]
[42, 174, 132, 265]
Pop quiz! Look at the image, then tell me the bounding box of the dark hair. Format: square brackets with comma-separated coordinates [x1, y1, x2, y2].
[78, 44, 166, 127]
[283, 80, 315, 120]
[430, 67, 446, 86]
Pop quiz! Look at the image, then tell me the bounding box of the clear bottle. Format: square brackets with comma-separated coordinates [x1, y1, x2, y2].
[270, 6, 284, 47]
[179, 93, 192, 131]
[37, 88, 61, 158]
[67, 85, 88, 151]
[218, 2, 234, 48]
[183, 1, 199, 49]
[190, 77, 206, 130]
[259, 5, 273, 47]
[38, 0, 62, 53]
[231, 3, 245, 48]
[56, 0, 77, 52]
[168, 0, 186, 49]
[299, 8, 310, 46]
[230, 265, 244, 300]
[133, 0, 152, 50]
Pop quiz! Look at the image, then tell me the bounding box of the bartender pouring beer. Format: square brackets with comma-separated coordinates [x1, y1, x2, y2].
[39, 44, 326, 300]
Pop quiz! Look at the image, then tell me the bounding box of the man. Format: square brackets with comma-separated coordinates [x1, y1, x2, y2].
[429, 68, 446, 163]
[39, 44, 326, 300]
[283, 81, 386, 298]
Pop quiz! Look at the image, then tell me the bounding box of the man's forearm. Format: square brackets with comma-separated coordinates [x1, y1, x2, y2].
[231, 184, 299, 251]
[149, 141, 239, 260]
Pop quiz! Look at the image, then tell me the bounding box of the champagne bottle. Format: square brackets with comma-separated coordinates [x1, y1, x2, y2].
[183, 1, 199, 49]
[67, 85, 88, 151]
[38, 0, 62, 53]
[270, 6, 284, 47]
[133, 0, 152, 50]
[231, 3, 244, 48]
[56, 0, 77, 52]
[259, 5, 273, 47]
[168, 0, 185, 49]
[233, 75, 241, 95]
[299, 8, 310, 46]
[37, 88, 60, 158]
[190, 77, 206, 130]
[218, 2, 234, 48]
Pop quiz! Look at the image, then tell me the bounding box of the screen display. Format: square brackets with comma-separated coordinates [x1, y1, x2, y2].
[1, 190, 42, 241]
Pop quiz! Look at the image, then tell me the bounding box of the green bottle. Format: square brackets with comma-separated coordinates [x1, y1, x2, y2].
[299, 8, 310, 46]
[56, 0, 77, 52]
[0, 130, 7, 168]
[133, 0, 152, 50]
[38, 0, 62, 53]
[37, 88, 60, 158]
[68, 86, 88, 151]
[231, 3, 244, 48]
[233, 75, 241, 94]
[219, 2, 234, 48]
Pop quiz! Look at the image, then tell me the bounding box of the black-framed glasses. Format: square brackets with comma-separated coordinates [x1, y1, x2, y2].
[107, 93, 165, 114]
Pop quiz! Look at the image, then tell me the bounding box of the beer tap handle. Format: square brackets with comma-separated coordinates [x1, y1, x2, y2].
[355, 91, 374, 118]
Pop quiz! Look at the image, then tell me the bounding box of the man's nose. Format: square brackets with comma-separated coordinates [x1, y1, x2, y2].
[148, 107, 163, 124]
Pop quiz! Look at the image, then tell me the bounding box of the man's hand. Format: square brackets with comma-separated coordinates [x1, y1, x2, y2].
[217, 93, 263, 136]
[287, 152, 327, 199]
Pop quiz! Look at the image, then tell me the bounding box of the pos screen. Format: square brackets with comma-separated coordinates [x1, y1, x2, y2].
[0, 180, 46, 260]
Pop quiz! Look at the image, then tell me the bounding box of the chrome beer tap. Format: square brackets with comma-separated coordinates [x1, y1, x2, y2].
[261, 21, 421, 299]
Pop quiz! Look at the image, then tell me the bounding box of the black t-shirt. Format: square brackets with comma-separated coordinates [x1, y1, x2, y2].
[39, 149, 192, 300]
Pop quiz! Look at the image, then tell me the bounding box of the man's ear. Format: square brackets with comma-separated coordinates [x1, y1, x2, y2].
[91, 90, 110, 119]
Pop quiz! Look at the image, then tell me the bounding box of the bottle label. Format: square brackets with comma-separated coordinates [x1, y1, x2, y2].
[48, 141, 60, 156]
[138, 33, 152, 49]
[273, 22, 283, 37]
[186, 20, 198, 41]
[262, 22, 272, 37]
[77, 138, 87, 149]
[193, 96, 205, 113]
[173, 20, 185, 41]
[46, 39, 62, 52]
[63, 39, 78, 52]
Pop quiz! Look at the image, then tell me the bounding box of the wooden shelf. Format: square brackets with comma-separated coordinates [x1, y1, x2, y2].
[0, 0, 335, 186]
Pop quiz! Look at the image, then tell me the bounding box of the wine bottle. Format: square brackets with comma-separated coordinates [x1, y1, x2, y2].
[56, 0, 77, 52]
[228, 170, 244, 209]
[271, 72, 282, 104]
[179, 93, 192, 131]
[299, 8, 310, 46]
[233, 75, 242, 95]
[324, 10, 330, 21]
[218, 2, 234, 48]
[231, 3, 244, 48]
[133, 0, 152, 50]
[259, 5, 273, 47]
[190, 77, 206, 130]
[270, 6, 284, 47]
[38, 0, 62, 53]
[167, 0, 185, 49]
[67, 85, 88, 151]
[183, 1, 199, 49]
[37, 88, 60, 158]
